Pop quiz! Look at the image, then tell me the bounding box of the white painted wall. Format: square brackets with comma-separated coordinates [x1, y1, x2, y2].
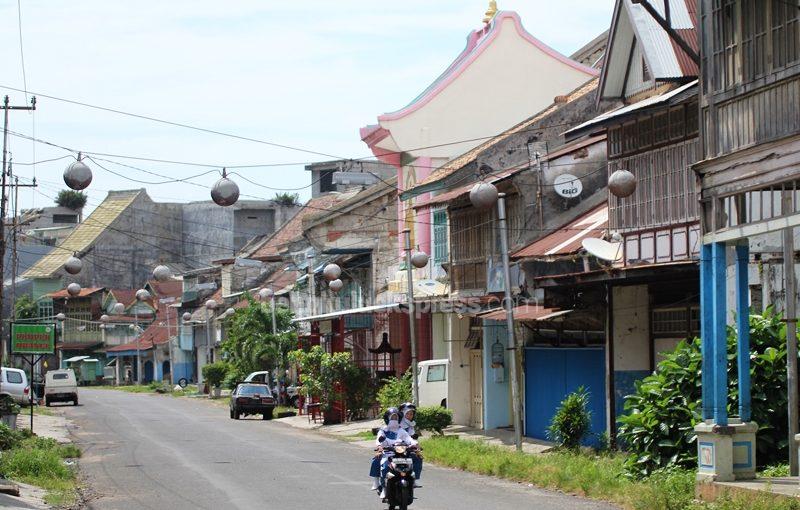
[447, 315, 472, 426]
[612, 285, 650, 372]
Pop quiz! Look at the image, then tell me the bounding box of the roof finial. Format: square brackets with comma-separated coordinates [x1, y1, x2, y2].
[482, 1, 498, 24]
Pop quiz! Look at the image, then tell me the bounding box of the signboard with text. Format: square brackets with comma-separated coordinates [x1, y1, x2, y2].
[11, 323, 56, 354]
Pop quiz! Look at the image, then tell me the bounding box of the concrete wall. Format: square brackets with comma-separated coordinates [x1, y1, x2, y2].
[447, 315, 472, 426]
[482, 319, 511, 430]
[307, 160, 396, 198]
[431, 313, 448, 360]
[612, 285, 651, 417]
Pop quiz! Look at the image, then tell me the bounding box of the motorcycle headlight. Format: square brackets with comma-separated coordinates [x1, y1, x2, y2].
[395, 445, 406, 454]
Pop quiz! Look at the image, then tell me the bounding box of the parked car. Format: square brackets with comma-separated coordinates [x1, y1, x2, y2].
[44, 369, 79, 406]
[244, 370, 300, 406]
[1, 367, 30, 405]
[230, 382, 275, 420]
[417, 359, 448, 408]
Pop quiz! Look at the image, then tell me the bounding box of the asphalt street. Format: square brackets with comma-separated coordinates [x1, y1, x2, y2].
[66, 389, 618, 510]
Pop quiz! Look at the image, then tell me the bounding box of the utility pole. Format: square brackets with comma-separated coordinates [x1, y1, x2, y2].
[403, 229, 419, 405]
[0, 95, 36, 373]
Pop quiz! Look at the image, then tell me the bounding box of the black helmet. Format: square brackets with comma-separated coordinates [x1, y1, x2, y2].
[400, 402, 416, 419]
[383, 407, 400, 425]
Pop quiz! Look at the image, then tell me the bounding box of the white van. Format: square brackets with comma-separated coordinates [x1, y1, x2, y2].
[417, 359, 448, 408]
[1, 367, 30, 404]
[45, 369, 79, 406]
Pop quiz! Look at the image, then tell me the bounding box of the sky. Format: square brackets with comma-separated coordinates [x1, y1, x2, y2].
[0, 1, 615, 214]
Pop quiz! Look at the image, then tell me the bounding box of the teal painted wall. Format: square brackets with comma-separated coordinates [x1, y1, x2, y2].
[482, 319, 510, 430]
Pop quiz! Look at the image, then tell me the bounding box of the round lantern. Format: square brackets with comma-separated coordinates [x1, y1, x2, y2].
[113, 302, 125, 315]
[100, 314, 109, 323]
[64, 255, 83, 275]
[469, 181, 498, 210]
[210, 168, 240, 207]
[225, 307, 235, 317]
[56, 313, 66, 321]
[66, 282, 81, 297]
[152, 265, 171, 282]
[411, 251, 429, 269]
[608, 169, 637, 198]
[329, 279, 343, 292]
[205, 299, 218, 310]
[323, 263, 342, 281]
[182, 312, 192, 322]
[63, 154, 92, 191]
[135, 289, 150, 302]
[259, 288, 273, 301]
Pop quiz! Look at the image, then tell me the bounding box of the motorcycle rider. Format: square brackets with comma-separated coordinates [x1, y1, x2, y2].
[399, 402, 423, 484]
[373, 407, 417, 500]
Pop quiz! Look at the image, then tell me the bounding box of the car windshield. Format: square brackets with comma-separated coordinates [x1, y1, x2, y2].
[52, 373, 69, 380]
[238, 385, 270, 396]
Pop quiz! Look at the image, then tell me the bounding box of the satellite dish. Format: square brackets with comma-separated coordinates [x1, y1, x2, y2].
[553, 174, 582, 198]
[582, 238, 623, 262]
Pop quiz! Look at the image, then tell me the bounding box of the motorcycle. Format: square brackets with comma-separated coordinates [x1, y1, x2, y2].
[378, 444, 418, 510]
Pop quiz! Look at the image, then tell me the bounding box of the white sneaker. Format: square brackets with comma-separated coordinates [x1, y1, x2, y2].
[379, 488, 386, 499]
[370, 477, 380, 490]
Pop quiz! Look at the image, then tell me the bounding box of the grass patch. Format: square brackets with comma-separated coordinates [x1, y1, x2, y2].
[345, 430, 376, 441]
[759, 463, 790, 478]
[0, 435, 81, 507]
[419, 435, 799, 510]
[32, 406, 56, 416]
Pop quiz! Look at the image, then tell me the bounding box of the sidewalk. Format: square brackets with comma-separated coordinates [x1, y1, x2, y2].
[274, 414, 554, 454]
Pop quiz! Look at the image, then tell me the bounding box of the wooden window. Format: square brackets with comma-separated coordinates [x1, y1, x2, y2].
[609, 127, 623, 157]
[37, 299, 53, 318]
[432, 208, 448, 265]
[653, 111, 670, 145]
[623, 122, 637, 154]
[712, 0, 738, 91]
[686, 101, 699, 137]
[638, 115, 653, 149]
[669, 106, 686, 141]
[772, 0, 800, 68]
[742, 0, 768, 81]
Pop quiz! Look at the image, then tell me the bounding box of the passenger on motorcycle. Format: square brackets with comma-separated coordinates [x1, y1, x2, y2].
[372, 407, 417, 499]
[399, 402, 423, 483]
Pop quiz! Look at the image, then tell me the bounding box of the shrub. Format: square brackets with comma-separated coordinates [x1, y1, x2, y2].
[416, 406, 452, 435]
[223, 365, 247, 390]
[0, 394, 21, 415]
[547, 386, 592, 450]
[376, 370, 412, 412]
[55, 189, 87, 210]
[0, 423, 29, 450]
[201, 362, 230, 388]
[618, 309, 791, 478]
[0, 447, 72, 481]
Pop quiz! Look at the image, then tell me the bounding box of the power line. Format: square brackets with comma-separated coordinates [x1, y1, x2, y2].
[15, 0, 28, 102]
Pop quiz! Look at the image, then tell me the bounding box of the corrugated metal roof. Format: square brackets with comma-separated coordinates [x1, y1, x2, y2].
[48, 287, 105, 299]
[512, 205, 608, 259]
[479, 305, 570, 322]
[627, 0, 695, 79]
[23, 191, 141, 279]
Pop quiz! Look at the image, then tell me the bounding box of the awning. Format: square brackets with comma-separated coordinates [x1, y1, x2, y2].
[478, 305, 571, 322]
[512, 205, 607, 260]
[64, 355, 90, 363]
[565, 80, 698, 139]
[291, 303, 407, 323]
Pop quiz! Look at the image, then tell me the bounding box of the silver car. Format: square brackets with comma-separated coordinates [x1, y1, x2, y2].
[1, 367, 31, 404]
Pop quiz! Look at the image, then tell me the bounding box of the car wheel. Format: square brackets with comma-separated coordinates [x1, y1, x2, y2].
[230, 408, 234, 419]
[73, 396, 79, 406]
[45, 397, 51, 407]
[234, 410, 240, 420]
[262, 408, 274, 420]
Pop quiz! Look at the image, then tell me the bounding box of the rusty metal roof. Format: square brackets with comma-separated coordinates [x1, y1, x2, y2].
[479, 305, 570, 322]
[23, 190, 141, 279]
[512, 205, 608, 260]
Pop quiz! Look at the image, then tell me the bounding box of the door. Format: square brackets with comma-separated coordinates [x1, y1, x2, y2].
[143, 361, 154, 383]
[469, 349, 483, 429]
[524, 348, 606, 447]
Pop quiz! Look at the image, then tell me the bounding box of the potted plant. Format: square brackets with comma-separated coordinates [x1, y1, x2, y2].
[201, 362, 229, 399]
[0, 395, 21, 430]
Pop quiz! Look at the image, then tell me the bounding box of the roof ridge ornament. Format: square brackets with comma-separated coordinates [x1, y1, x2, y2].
[482, 0, 498, 24]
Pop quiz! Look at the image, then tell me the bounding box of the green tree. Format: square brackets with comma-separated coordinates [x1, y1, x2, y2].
[220, 295, 296, 385]
[272, 192, 300, 207]
[14, 295, 37, 320]
[55, 190, 87, 210]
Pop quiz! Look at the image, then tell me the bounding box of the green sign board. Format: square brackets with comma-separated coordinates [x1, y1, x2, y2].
[11, 323, 56, 354]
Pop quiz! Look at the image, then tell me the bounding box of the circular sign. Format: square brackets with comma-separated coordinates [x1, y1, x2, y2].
[178, 378, 188, 388]
[553, 174, 582, 198]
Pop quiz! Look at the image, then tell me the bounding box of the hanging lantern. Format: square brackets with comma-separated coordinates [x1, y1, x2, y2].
[135, 289, 151, 302]
[113, 302, 125, 314]
[411, 251, 429, 269]
[205, 299, 218, 310]
[225, 307, 235, 317]
[63, 153, 93, 191]
[182, 312, 192, 322]
[469, 181, 498, 210]
[608, 169, 637, 198]
[64, 255, 83, 275]
[152, 265, 171, 282]
[56, 313, 66, 321]
[323, 263, 342, 281]
[259, 288, 273, 301]
[100, 314, 109, 322]
[210, 168, 240, 207]
[66, 282, 81, 297]
[329, 279, 343, 292]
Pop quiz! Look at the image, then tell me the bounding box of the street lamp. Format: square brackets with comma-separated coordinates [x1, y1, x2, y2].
[133, 289, 150, 384]
[259, 288, 277, 336]
[152, 265, 171, 282]
[402, 229, 428, 406]
[469, 182, 523, 452]
[64, 254, 82, 275]
[56, 313, 66, 368]
[608, 169, 637, 198]
[66, 282, 81, 297]
[113, 302, 125, 315]
[63, 153, 92, 191]
[204, 299, 217, 374]
[211, 168, 239, 206]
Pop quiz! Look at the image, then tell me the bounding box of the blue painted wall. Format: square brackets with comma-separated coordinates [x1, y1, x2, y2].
[482, 320, 510, 430]
[614, 370, 650, 418]
[173, 362, 194, 382]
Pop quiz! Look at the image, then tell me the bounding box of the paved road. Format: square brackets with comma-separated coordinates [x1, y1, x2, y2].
[66, 389, 617, 510]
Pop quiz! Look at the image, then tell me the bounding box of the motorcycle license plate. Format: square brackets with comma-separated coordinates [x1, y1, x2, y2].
[393, 458, 412, 466]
